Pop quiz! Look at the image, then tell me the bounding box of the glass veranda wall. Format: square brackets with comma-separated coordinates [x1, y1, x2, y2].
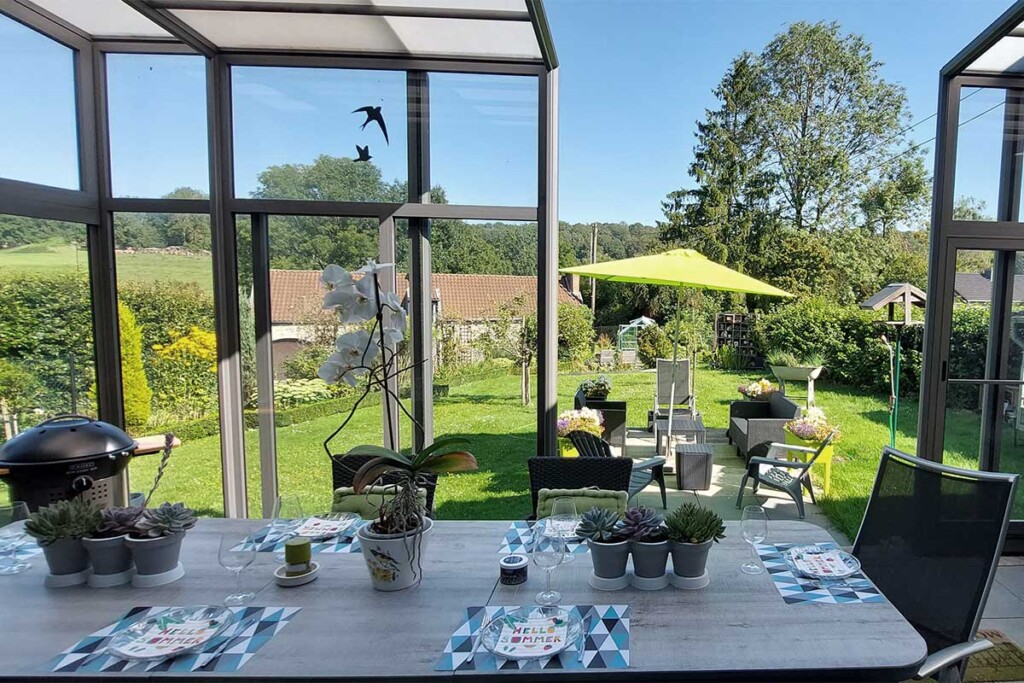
[0, 0, 560, 519]
[921, 0, 1024, 550]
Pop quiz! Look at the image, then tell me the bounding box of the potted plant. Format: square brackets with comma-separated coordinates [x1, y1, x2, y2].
[126, 502, 196, 583]
[82, 506, 141, 584]
[555, 408, 603, 457]
[767, 350, 825, 384]
[622, 506, 669, 586]
[316, 260, 477, 591]
[737, 378, 778, 401]
[665, 502, 725, 588]
[576, 507, 630, 588]
[785, 407, 840, 494]
[579, 375, 612, 401]
[25, 498, 100, 585]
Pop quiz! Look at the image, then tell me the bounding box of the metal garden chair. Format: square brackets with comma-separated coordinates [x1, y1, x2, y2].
[853, 448, 1018, 683]
[735, 427, 839, 519]
[566, 430, 667, 508]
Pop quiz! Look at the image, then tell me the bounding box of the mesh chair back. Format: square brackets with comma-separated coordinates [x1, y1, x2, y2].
[527, 457, 632, 518]
[656, 358, 690, 405]
[853, 448, 1017, 654]
[566, 431, 613, 458]
[330, 453, 438, 515]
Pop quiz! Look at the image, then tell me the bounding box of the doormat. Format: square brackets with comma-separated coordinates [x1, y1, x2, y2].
[965, 630, 1024, 682]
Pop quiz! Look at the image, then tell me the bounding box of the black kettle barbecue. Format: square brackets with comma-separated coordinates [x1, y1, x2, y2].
[0, 415, 136, 511]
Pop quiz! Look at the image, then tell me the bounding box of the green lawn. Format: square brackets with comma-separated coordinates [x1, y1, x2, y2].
[126, 366, 1011, 539]
[0, 243, 213, 290]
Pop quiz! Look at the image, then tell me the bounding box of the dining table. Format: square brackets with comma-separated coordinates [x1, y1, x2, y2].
[0, 518, 927, 682]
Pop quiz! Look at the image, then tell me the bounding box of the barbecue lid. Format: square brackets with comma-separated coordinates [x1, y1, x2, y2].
[0, 415, 136, 466]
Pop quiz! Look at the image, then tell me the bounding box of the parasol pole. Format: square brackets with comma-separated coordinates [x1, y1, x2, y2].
[665, 285, 683, 456]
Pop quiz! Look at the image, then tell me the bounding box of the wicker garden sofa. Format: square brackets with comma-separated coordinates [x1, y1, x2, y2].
[727, 393, 801, 462]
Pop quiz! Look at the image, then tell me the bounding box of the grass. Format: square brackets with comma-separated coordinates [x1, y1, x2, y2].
[127, 366, 1017, 540]
[0, 243, 213, 290]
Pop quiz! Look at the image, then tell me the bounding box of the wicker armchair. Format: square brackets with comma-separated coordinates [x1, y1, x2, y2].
[527, 456, 632, 520]
[330, 453, 438, 516]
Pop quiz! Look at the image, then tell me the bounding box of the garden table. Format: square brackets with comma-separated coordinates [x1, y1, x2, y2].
[0, 519, 926, 682]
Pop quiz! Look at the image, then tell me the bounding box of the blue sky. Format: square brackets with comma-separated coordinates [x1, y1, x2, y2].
[0, 1, 1014, 224]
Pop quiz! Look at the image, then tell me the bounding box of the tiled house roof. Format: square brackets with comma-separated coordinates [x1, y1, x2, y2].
[953, 272, 1024, 304]
[269, 270, 582, 324]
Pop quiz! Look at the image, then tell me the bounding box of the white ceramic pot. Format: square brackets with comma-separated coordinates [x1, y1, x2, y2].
[357, 517, 433, 591]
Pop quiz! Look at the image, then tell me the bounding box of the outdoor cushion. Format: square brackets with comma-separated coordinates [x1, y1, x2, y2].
[331, 486, 427, 519]
[536, 487, 628, 518]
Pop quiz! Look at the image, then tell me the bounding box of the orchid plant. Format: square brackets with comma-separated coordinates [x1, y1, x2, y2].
[317, 261, 477, 541]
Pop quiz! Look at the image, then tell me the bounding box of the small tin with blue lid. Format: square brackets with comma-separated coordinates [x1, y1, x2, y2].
[499, 554, 528, 585]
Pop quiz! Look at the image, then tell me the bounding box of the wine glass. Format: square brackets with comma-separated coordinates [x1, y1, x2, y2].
[270, 495, 305, 561]
[740, 505, 768, 575]
[0, 502, 31, 575]
[532, 521, 565, 607]
[546, 497, 580, 564]
[219, 532, 256, 606]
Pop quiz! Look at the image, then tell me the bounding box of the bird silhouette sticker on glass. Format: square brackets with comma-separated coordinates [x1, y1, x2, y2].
[355, 145, 372, 162]
[352, 105, 389, 145]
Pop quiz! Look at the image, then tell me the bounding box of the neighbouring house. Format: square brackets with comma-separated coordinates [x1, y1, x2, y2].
[267, 270, 584, 373]
[954, 271, 1024, 304]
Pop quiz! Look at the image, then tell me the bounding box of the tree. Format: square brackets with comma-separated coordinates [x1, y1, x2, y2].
[858, 155, 930, 236]
[661, 53, 778, 274]
[476, 295, 536, 405]
[117, 301, 152, 431]
[758, 22, 916, 233]
[0, 358, 39, 439]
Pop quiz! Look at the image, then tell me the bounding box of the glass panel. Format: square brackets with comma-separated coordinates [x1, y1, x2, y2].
[112, 213, 223, 517]
[431, 219, 538, 518]
[0, 216, 96, 441]
[232, 66, 407, 202]
[429, 73, 538, 206]
[247, 215, 382, 516]
[953, 87, 1008, 222]
[0, 15, 79, 189]
[107, 54, 209, 199]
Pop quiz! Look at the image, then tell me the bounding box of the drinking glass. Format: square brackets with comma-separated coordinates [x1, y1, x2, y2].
[532, 521, 565, 607]
[270, 495, 305, 561]
[219, 532, 256, 606]
[546, 497, 580, 564]
[740, 505, 768, 575]
[0, 502, 31, 575]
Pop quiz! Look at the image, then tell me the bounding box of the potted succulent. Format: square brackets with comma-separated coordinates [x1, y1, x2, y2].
[579, 375, 612, 400]
[555, 408, 603, 457]
[576, 507, 629, 587]
[126, 502, 196, 581]
[25, 498, 100, 584]
[82, 506, 141, 584]
[622, 506, 670, 584]
[666, 502, 725, 585]
[345, 438, 477, 591]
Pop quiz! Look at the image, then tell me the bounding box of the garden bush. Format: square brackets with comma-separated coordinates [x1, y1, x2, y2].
[636, 324, 673, 368]
[117, 302, 152, 430]
[557, 303, 596, 367]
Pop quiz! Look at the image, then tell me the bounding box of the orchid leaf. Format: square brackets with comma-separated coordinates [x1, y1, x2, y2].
[411, 437, 471, 467]
[352, 458, 403, 493]
[346, 445, 413, 467]
[418, 451, 478, 474]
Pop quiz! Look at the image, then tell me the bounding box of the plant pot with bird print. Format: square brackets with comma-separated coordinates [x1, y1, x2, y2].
[357, 517, 434, 591]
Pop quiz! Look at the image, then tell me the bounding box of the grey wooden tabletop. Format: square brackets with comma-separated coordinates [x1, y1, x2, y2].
[0, 519, 926, 682]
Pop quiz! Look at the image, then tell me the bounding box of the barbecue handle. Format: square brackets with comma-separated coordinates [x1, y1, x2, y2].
[36, 414, 96, 426]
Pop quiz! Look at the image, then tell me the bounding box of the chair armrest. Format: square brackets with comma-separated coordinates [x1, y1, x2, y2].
[748, 456, 813, 470]
[632, 456, 667, 471]
[916, 639, 993, 679]
[768, 442, 818, 455]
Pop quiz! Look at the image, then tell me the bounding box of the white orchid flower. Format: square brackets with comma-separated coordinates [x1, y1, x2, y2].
[382, 305, 407, 345]
[335, 329, 380, 366]
[321, 264, 354, 288]
[317, 352, 369, 387]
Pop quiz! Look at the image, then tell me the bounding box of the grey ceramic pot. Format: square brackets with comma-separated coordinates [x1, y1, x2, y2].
[670, 539, 713, 578]
[631, 539, 670, 578]
[82, 535, 133, 576]
[41, 538, 89, 576]
[127, 532, 185, 576]
[587, 539, 630, 579]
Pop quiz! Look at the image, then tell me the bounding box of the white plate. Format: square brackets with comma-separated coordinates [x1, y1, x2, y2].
[784, 546, 861, 580]
[480, 607, 582, 660]
[107, 606, 235, 661]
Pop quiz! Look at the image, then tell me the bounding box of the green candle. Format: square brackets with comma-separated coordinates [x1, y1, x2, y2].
[284, 537, 311, 575]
